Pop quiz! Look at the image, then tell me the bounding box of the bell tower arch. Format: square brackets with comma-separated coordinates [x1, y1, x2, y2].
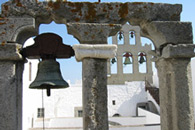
[107, 24, 153, 84]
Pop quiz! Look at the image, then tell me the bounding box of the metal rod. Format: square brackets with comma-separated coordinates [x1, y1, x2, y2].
[42, 89, 45, 130]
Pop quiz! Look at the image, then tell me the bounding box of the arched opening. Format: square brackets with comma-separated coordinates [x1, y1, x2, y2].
[117, 31, 124, 45]
[141, 37, 155, 49]
[140, 36, 158, 84]
[110, 57, 117, 74]
[138, 52, 147, 73]
[123, 52, 133, 74]
[129, 31, 136, 45]
[22, 21, 81, 130]
[39, 22, 81, 83]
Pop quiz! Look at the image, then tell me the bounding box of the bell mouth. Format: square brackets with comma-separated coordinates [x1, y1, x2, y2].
[29, 82, 69, 89]
[29, 60, 69, 90]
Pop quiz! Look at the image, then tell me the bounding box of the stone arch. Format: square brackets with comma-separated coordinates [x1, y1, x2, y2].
[129, 30, 136, 45]
[117, 30, 125, 45]
[14, 25, 38, 45]
[123, 52, 133, 74]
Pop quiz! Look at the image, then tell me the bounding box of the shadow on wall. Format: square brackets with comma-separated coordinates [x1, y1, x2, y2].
[117, 84, 147, 117]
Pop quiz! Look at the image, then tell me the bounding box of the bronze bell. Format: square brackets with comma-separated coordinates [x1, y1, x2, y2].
[21, 33, 75, 97]
[139, 55, 146, 64]
[124, 57, 132, 65]
[111, 58, 117, 64]
[30, 59, 69, 96]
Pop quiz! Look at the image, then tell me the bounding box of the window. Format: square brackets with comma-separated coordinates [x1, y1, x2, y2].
[74, 107, 83, 117]
[112, 100, 116, 105]
[78, 110, 83, 117]
[37, 108, 44, 118]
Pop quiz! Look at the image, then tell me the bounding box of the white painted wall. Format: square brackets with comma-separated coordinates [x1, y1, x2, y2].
[138, 108, 160, 124]
[29, 117, 161, 130]
[107, 81, 147, 117]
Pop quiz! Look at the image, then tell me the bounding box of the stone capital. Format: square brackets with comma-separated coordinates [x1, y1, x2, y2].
[161, 44, 195, 59]
[140, 21, 193, 49]
[150, 44, 195, 61]
[73, 44, 117, 61]
[0, 43, 23, 61]
[67, 23, 121, 44]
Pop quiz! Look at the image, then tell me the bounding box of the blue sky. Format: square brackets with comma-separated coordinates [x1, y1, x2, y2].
[0, 0, 195, 83]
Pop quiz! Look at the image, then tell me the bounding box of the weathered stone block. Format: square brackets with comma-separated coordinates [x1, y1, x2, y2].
[141, 21, 193, 49]
[0, 43, 23, 61]
[0, 61, 23, 130]
[162, 44, 195, 58]
[1, 1, 181, 24]
[67, 23, 121, 44]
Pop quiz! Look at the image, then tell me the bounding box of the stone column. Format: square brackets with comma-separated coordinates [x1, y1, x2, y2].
[155, 44, 195, 130]
[133, 55, 139, 74]
[0, 43, 24, 130]
[117, 56, 123, 75]
[67, 23, 121, 130]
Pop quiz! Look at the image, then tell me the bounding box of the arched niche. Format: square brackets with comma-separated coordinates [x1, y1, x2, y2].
[110, 57, 117, 74]
[13, 26, 38, 45]
[117, 31, 125, 45]
[138, 52, 147, 73]
[129, 31, 136, 45]
[123, 52, 133, 74]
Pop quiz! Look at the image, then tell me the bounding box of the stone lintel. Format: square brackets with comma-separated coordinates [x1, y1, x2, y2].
[0, 43, 23, 61]
[73, 44, 117, 61]
[67, 23, 121, 44]
[1, 1, 181, 24]
[141, 21, 193, 49]
[161, 44, 195, 59]
[0, 18, 36, 43]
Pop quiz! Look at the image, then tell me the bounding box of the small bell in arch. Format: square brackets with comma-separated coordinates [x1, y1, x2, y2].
[130, 31, 134, 38]
[138, 52, 146, 64]
[118, 31, 123, 41]
[111, 57, 117, 64]
[124, 57, 132, 65]
[123, 52, 132, 65]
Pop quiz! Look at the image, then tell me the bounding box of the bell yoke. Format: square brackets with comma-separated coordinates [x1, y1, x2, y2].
[21, 33, 75, 96]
